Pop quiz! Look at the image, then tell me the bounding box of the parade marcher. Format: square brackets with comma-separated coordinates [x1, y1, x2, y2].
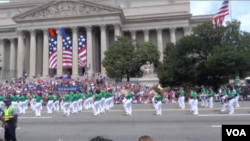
[220, 86, 228, 112]
[18, 93, 27, 114]
[123, 89, 133, 116]
[77, 91, 83, 112]
[53, 93, 60, 112]
[2, 99, 18, 141]
[178, 87, 185, 109]
[228, 88, 236, 114]
[84, 91, 91, 110]
[234, 86, 241, 107]
[92, 89, 101, 117]
[63, 92, 72, 117]
[34, 93, 43, 117]
[0, 93, 5, 107]
[10, 92, 18, 107]
[30, 92, 36, 111]
[153, 85, 163, 116]
[191, 89, 198, 115]
[72, 92, 79, 114]
[100, 89, 106, 113]
[200, 85, 206, 107]
[188, 90, 194, 112]
[208, 87, 215, 108]
[46, 92, 54, 114]
[204, 88, 209, 108]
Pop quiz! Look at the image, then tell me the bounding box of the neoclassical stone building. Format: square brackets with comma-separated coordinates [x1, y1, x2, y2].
[0, 0, 213, 78]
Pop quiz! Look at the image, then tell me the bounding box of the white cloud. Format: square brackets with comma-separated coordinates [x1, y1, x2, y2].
[191, 1, 250, 32]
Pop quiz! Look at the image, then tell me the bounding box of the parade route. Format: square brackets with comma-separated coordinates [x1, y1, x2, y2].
[0, 102, 249, 141]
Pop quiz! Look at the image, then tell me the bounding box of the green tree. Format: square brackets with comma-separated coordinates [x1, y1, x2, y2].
[131, 41, 160, 77]
[102, 36, 135, 81]
[159, 20, 250, 87]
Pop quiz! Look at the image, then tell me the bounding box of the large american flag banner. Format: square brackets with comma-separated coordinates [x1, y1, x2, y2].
[78, 35, 87, 67]
[49, 36, 57, 68]
[212, 0, 229, 26]
[62, 36, 73, 68]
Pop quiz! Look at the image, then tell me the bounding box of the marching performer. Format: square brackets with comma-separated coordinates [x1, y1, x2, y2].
[62, 92, 72, 117]
[77, 91, 83, 112]
[208, 87, 215, 108]
[53, 93, 60, 112]
[200, 85, 206, 107]
[234, 86, 241, 107]
[178, 87, 185, 109]
[204, 88, 209, 108]
[0, 93, 4, 107]
[92, 89, 101, 117]
[100, 90, 106, 113]
[18, 93, 27, 114]
[10, 92, 18, 107]
[122, 88, 133, 116]
[220, 86, 228, 112]
[72, 92, 79, 114]
[30, 93, 36, 111]
[189, 90, 194, 112]
[105, 89, 113, 111]
[152, 84, 163, 116]
[46, 92, 54, 114]
[228, 88, 236, 114]
[191, 89, 198, 115]
[34, 93, 43, 117]
[84, 91, 92, 110]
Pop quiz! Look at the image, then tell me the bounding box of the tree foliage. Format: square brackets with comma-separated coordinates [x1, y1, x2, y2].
[102, 36, 135, 81]
[159, 20, 250, 87]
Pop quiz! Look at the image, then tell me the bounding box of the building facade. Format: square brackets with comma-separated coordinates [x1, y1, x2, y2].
[0, 0, 213, 78]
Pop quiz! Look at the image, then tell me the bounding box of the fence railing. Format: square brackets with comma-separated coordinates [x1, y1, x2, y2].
[0, 69, 17, 79]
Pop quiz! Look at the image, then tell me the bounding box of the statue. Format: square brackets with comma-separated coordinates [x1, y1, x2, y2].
[140, 61, 156, 77]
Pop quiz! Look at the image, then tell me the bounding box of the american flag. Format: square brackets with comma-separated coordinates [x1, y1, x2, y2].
[78, 35, 87, 67]
[49, 36, 57, 68]
[212, 0, 229, 26]
[62, 36, 73, 68]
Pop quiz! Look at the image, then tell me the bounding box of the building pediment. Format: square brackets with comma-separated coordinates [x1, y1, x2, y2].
[13, 0, 123, 21]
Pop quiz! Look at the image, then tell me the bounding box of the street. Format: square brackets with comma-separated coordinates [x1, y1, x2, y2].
[0, 102, 250, 141]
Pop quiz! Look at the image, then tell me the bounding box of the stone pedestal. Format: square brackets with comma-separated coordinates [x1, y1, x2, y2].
[122, 77, 159, 87]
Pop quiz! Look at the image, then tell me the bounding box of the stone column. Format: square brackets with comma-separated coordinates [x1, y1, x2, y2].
[9, 38, 16, 71]
[71, 26, 78, 77]
[42, 29, 49, 77]
[131, 30, 136, 41]
[143, 29, 149, 42]
[0, 39, 4, 77]
[57, 29, 63, 75]
[114, 24, 121, 40]
[156, 28, 163, 61]
[29, 30, 37, 77]
[170, 27, 176, 44]
[86, 26, 93, 73]
[183, 27, 192, 36]
[100, 24, 107, 73]
[17, 31, 24, 77]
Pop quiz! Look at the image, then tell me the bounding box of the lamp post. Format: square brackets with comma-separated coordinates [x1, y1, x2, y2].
[85, 64, 91, 79]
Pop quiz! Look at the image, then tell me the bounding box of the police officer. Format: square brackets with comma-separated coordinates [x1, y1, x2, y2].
[2, 99, 18, 141]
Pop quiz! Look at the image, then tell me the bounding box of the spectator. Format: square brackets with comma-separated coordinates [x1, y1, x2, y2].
[89, 136, 113, 141]
[138, 135, 153, 141]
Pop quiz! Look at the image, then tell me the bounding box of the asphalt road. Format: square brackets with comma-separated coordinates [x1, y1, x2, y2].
[0, 101, 250, 141]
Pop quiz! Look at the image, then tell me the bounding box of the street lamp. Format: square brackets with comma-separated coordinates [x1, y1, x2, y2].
[85, 64, 91, 79]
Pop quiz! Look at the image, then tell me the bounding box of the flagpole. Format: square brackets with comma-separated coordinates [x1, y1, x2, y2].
[229, 0, 233, 21]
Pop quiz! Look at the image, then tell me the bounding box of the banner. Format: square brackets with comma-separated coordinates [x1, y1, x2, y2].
[54, 86, 80, 91]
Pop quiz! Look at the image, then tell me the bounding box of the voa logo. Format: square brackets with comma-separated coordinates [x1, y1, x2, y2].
[226, 129, 246, 136]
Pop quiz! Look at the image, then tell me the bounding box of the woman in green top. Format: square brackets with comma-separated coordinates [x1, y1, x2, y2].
[228, 88, 236, 115]
[34, 93, 43, 117]
[152, 91, 162, 116]
[18, 93, 27, 114]
[123, 90, 133, 116]
[234, 87, 241, 107]
[46, 92, 54, 114]
[191, 90, 198, 115]
[92, 89, 101, 117]
[208, 87, 214, 108]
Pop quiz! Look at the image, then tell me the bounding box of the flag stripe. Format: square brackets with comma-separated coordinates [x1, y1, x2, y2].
[78, 35, 87, 67]
[49, 36, 57, 68]
[62, 36, 73, 68]
[212, 0, 229, 26]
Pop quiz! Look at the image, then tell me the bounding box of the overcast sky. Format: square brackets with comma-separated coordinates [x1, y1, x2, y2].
[0, 0, 249, 32]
